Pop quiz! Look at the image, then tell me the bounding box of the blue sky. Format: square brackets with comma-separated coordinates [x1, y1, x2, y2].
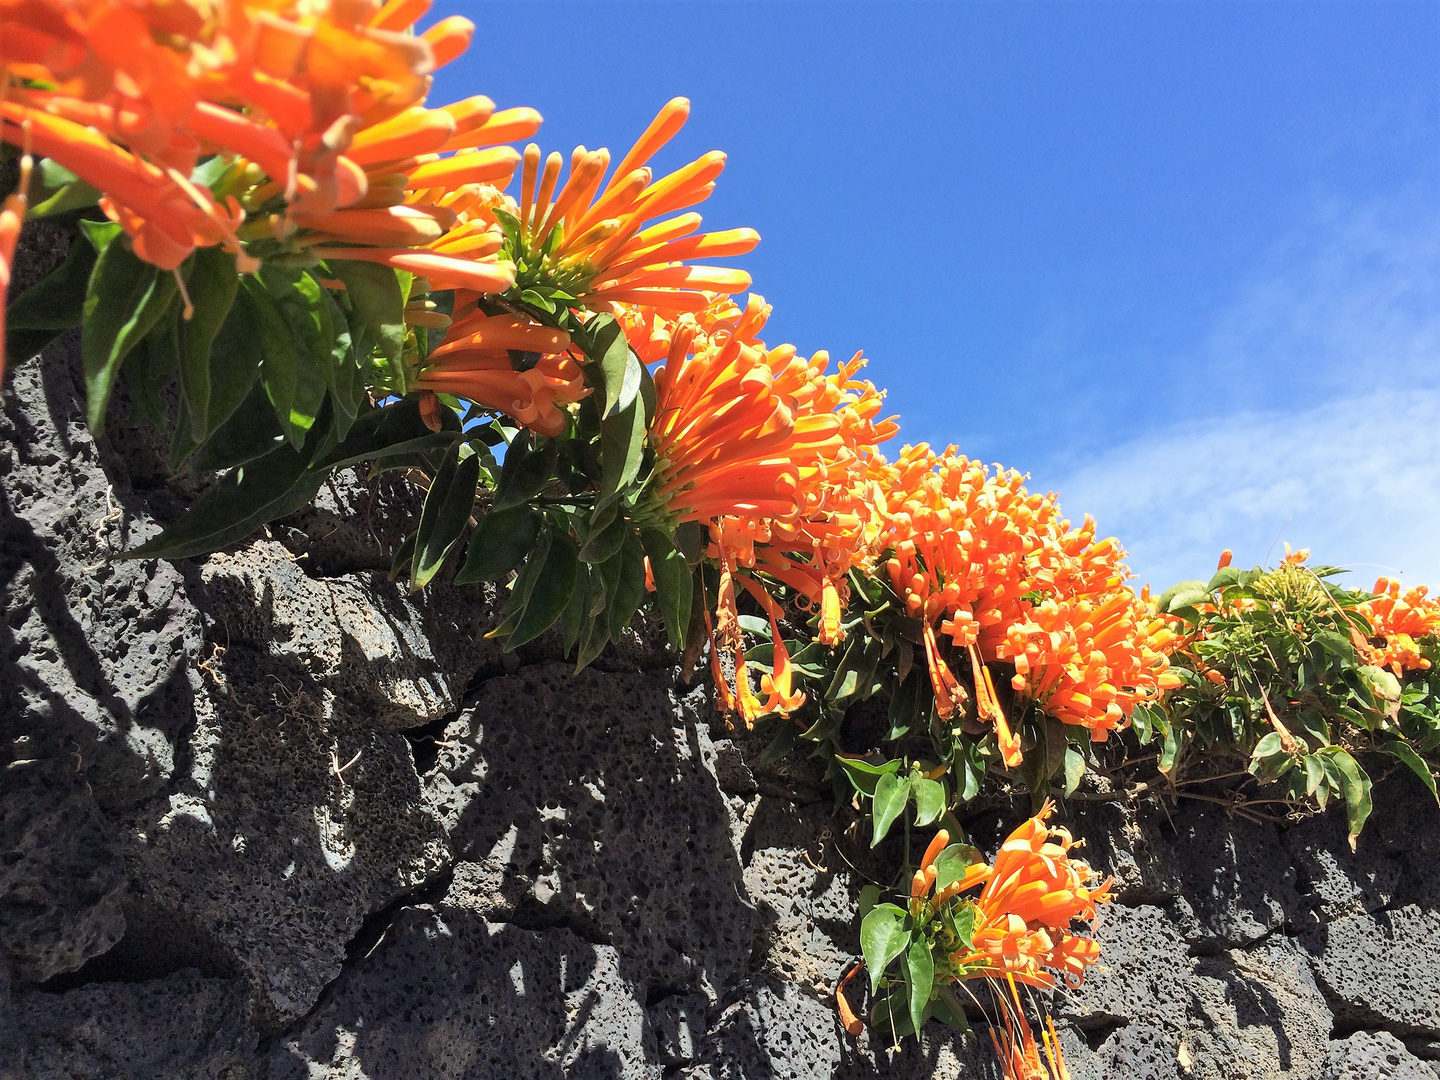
[438, 2, 1440, 590]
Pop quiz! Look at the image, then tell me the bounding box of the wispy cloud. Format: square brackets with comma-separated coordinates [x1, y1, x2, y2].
[1042, 191, 1440, 591]
[1051, 389, 1440, 590]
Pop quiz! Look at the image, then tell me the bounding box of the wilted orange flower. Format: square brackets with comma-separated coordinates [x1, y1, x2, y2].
[502, 97, 758, 312]
[410, 310, 587, 436]
[1359, 577, 1440, 676]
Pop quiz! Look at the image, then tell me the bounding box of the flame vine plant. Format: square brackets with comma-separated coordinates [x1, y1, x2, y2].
[3, 0, 1440, 1072]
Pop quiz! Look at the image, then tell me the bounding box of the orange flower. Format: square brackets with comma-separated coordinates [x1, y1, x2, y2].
[638, 296, 893, 723]
[500, 98, 758, 311]
[1359, 577, 1440, 676]
[877, 446, 1175, 755]
[411, 312, 587, 436]
[949, 801, 1111, 991]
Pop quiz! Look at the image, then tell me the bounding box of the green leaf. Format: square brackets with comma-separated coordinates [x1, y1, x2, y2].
[931, 844, 984, 894]
[1359, 665, 1403, 705]
[640, 527, 692, 650]
[597, 365, 654, 508]
[1380, 740, 1438, 804]
[1250, 732, 1285, 760]
[933, 986, 971, 1033]
[493, 433, 558, 511]
[1207, 566, 1243, 591]
[326, 260, 409, 391]
[606, 530, 648, 641]
[315, 395, 461, 472]
[388, 531, 418, 581]
[315, 282, 362, 438]
[834, 755, 902, 796]
[455, 505, 541, 585]
[4, 230, 95, 362]
[26, 158, 101, 217]
[1157, 579, 1211, 616]
[948, 901, 977, 950]
[903, 935, 934, 1037]
[182, 381, 286, 472]
[1313, 629, 1356, 664]
[81, 231, 176, 434]
[1304, 754, 1326, 797]
[174, 247, 240, 434]
[578, 314, 640, 418]
[859, 903, 911, 994]
[559, 561, 591, 655]
[910, 776, 945, 827]
[871, 771, 909, 847]
[1063, 747, 1086, 796]
[857, 884, 882, 923]
[506, 534, 579, 649]
[410, 446, 481, 589]
[117, 428, 328, 561]
[248, 267, 329, 448]
[1322, 747, 1373, 844]
[579, 505, 629, 564]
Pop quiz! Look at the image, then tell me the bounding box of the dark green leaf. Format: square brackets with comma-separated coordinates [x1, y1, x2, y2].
[117, 430, 327, 561]
[389, 531, 417, 581]
[4, 231, 95, 362]
[249, 267, 329, 448]
[606, 530, 648, 640]
[560, 562, 591, 655]
[493, 433, 558, 511]
[596, 365, 654, 508]
[579, 507, 629, 564]
[456, 504, 540, 585]
[640, 527, 692, 650]
[860, 903, 911, 994]
[82, 231, 176, 434]
[174, 247, 240, 433]
[410, 446, 481, 589]
[871, 771, 909, 846]
[1380, 741, 1437, 804]
[506, 534, 579, 649]
[316, 395, 461, 472]
[578, 314, 640, 418]
[326, 260, 408, 390]
[182, 381, 286, 472]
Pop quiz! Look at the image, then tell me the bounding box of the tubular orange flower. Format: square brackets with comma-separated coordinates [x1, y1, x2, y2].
[411, 311, 587, 436]
[876, 445, 1175, 753]
[637, 295, 893, 723]
[497, 98, 758, 311]
[1359, 577, 1440, 676]
[950, 801, 1111, 992]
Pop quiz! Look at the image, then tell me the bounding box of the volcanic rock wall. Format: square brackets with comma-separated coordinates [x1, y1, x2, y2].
[3, 331, 1440, 1080]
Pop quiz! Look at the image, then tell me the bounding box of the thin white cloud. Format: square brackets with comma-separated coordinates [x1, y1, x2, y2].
[1042, 191, 1440, 592]
[1051, 390, 1440, 591]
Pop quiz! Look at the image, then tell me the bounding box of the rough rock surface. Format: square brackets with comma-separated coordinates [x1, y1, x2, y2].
[5, 338, 1440, 1078]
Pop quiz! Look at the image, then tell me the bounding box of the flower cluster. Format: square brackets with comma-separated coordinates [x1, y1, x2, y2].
[635, 295, 896, 726]
[873, 446, 1178, 760]
[1359, 577, 1440, 677]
